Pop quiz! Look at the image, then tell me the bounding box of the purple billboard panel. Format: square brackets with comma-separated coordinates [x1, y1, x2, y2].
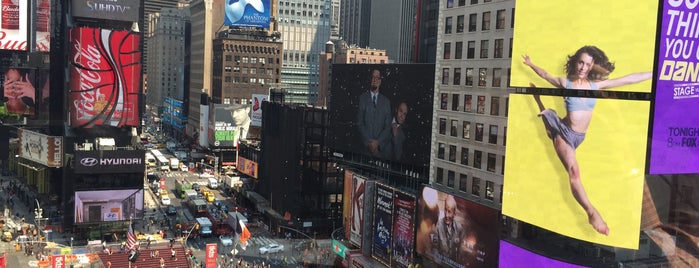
[416, 186, 499, 268]
[651, 1, 699, 174]
[372, 183, 393, 265]
[498, 240, 588, 268]
[392, 190, 415, 268]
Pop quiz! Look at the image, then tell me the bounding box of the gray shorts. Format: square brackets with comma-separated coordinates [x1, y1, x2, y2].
[539, 109, 586, 149]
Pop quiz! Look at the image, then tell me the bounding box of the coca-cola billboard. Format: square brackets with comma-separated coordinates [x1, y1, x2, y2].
[68, 27, 141, 128]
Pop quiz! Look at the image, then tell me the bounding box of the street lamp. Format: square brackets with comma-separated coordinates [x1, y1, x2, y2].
[70, 237, 74, 249]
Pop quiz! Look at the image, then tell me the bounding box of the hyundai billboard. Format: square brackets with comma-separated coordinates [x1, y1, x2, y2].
[74, 150, 145, 174]
[74, 189, 144, 223]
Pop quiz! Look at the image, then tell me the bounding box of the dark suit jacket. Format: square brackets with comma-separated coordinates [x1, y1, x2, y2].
[356, 91, 392, 157]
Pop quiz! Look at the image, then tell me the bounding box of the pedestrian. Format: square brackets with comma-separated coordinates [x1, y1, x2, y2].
[160, 257, 165, 268]
[150, 250, 154, 258]
[155, 250, 160, 258]
[171, 248, 176, 259]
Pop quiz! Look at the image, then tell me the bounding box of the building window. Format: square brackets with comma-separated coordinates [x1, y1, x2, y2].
[472, 177, 480, 196]
[447, 170, 456, 187]
[454, 68, 462, 85]
[465, 68, 474, 86]
[474, 150, 482, 169]
[452, 94, 460, 111]
[486, 181, 495, 201]
[459, 174, 468, 192]
[502, 155, 506, 175]
[478, 68, 487, 87]
[505, 97, 509, 116]
[511, 8, 515, 28]
[442, 68, 450, 84]
[224, 76, 231, 82]
[449, 145, 457, 162]
[481, 11, 490, 31]
[475, 123, 484, 142]
[224, 97, 231, 104]
[471, 0, 478, 5]
[440, 93, 448, 110]
[225, 66, 232, 72]
[487, 153, 496, 172]
[445, 16, 453, 34]
[456, 15, 464, 33]
[467, 41, 475, 59]
[469, 13, 477, 32]
[443, 43, 451, 59]
[494, 39, 504, 58]
[489, 125, 498, 144]
[496, 9, 506, 29]
[492, 68, 502, 87]
[242, 56, 249, 63]
[225, 55, 232, 61]
[490, 96, 500, 116]
[451, 119, 458, 137]
[464, 95, 472, 113]
[446, 0, 454, 8]
[503, 126, 507, 146]
[438, 143, 445, 159]
[463, 121, 471, 139]
[234, 55, 241, 62]
[437, 168, 444, 184]
[234, 67, 240, 73]
[480, 40, 489, 59]
[439, 118, 447, 135]
[461, 147, 469, 165]
[507, 68, 511, 87]
[455, 42, 463, 59]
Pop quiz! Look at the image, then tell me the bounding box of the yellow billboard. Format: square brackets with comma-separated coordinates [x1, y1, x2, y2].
[503, 94, 649, 249]
[510, 0, 658, 93]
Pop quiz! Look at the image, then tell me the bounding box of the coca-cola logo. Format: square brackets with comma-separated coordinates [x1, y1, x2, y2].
[72, 40, 104, 119]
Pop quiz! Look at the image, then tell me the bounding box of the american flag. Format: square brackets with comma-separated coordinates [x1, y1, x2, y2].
[126, 222, 137, 250]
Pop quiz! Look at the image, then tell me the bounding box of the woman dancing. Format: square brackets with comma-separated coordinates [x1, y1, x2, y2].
[523, 46, 651, 235]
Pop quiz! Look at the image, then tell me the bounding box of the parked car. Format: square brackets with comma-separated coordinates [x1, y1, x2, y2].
[219, 235, 233, 246]
[259, 243, 284, 254]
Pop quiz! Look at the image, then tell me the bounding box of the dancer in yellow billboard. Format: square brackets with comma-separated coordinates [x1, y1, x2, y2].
[522, 46, 651, 235]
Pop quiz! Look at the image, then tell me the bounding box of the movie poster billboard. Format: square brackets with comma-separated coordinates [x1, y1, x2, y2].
[416, 186, 499, 268]
[499, 240, 587, 268]
[74, 189, 144, 223]
[372, 183, 393, 265]
[349, 173, 366, 247]
[329, 64, 435, 167]
[224, 0, 271, 28]
[68, 27, 141, 128]
[251, 94, 267, 127]
[503, 94, 649, 249]
[18, 129, 62, 167]
[236, 156, 258, 179]
[392, 190, 415, 268]
[650, 1, 699, 174]
[71, 0, 140, 22]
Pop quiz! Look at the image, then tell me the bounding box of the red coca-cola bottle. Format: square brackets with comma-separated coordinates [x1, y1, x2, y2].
[1, 0, 19, 30]
[36, 0, 50, 32]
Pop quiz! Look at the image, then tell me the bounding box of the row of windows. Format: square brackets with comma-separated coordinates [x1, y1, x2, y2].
[446, 0, 493, 8]
[224, 67, 277, 75]
[222, 45, 279, 54]
[445, 9, 513, 34]
[441, 67, 510, 89]
[438, 118, 507, 146]
[440, 94, 509, 116]
[223, 76, 269, 85]
[223, 97, 250, 105]
[437, 144, 505, 174]
[349, 58, 386, 64]
[443, 38, 512, 60]
[435, 167, 503, 202]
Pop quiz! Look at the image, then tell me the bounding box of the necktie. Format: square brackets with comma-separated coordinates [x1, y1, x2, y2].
[373, 95, 377, 106]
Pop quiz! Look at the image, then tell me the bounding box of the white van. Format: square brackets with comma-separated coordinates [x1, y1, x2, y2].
[208, 177, 218, 189]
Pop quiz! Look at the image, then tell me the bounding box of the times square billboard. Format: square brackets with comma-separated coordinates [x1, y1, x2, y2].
[68, 27, 141, 129]
[328, 64, 435, 167]
[2, 68, 50, 120]
[0, 0, 51, 51]
[72, 0, 140, 22]
[506, 0, 659, 249]
[224, 0, 271, 28]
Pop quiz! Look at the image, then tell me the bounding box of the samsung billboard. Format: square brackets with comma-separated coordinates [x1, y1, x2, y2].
[329, 64, 435, 167]
[71, 0, 140, 22]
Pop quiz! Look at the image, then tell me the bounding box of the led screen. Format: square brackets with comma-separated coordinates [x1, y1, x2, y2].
[650, 0, 699, 174]
[416, 186, 499, 268]
[74, 189, 144, 223]
[68, 27, 141, 128]
[503, 94, 648, 249]
[498, 240, 588, 268]
[329, 64, 435, 167]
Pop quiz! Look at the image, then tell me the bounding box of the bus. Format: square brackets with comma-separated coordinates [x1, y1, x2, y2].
[150, 149, 170, 171]
[145, 153, 156, 167]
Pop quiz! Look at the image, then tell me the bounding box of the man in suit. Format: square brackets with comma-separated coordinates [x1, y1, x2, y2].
[356, 69, 392, 158]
